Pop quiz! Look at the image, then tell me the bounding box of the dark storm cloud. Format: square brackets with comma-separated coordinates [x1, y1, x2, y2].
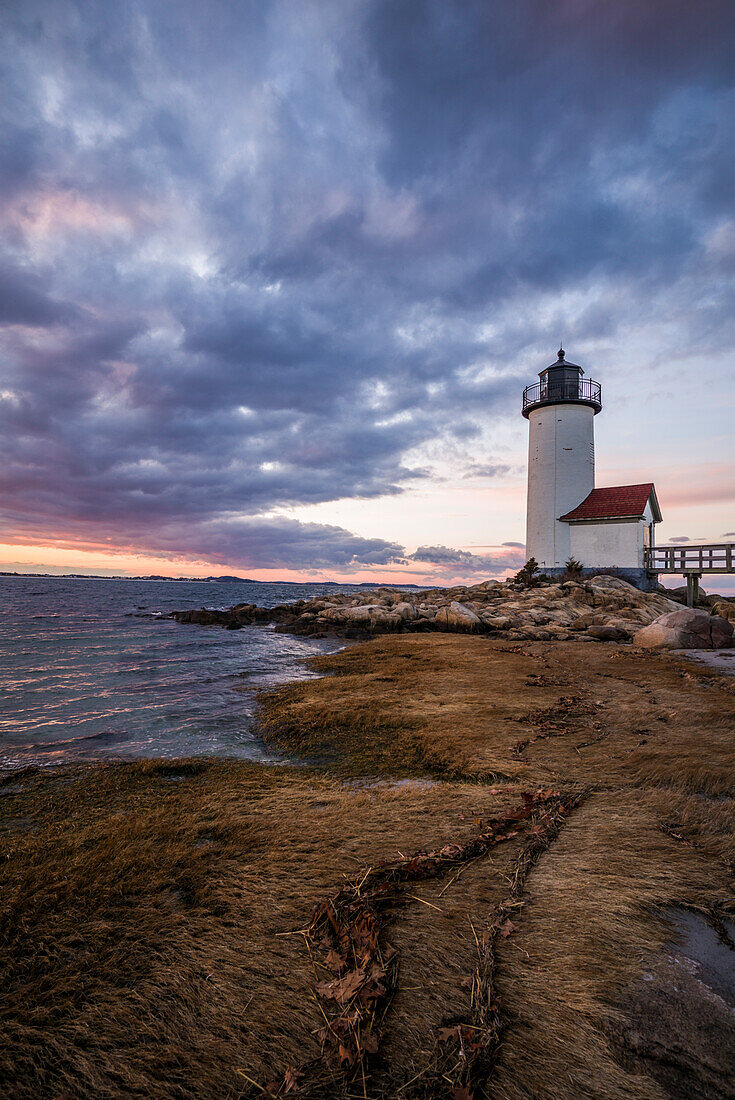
[0, 257, 79, 326]
[408, 544, 524, 575]
[5, 509, 406, 572]
[0, 0, 733, 571]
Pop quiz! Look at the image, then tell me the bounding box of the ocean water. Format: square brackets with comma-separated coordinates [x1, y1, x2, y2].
[0, 575, 360, 770]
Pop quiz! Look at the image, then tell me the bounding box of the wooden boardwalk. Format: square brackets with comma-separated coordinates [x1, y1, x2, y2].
[645, 543, 735, 605]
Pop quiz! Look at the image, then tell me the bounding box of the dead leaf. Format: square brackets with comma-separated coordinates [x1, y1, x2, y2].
[499, 919, 518, 938]
[358, 981, 386, 1003]
[316, 967, 366, 1003]
[324, 948, 345, 972]
[361, 1031, 379, 1054]
[451, 1087, 474, 1100]
[438, 1025, 460, 1042]
[338, 1042, 356, 1067]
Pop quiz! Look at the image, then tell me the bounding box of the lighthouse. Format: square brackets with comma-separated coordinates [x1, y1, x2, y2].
[522, 348, 601, 571]
[522, 349, 662, 587]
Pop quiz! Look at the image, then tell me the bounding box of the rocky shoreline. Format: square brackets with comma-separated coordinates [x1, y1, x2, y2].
[170, 574, 735, 649]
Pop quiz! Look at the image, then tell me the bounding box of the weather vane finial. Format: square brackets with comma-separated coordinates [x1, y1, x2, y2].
[558, 345, 565, 361]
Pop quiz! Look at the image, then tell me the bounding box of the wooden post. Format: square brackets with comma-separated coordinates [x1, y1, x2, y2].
[686, 573, 700, 608]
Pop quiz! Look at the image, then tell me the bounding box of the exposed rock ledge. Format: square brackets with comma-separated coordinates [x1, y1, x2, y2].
[169, 575, 734, 646]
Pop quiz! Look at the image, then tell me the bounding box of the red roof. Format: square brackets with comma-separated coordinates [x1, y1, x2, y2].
[559, 483, 661, 522]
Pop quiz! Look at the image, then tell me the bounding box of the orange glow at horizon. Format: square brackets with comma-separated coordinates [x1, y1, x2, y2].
[0, 542, 450, 585]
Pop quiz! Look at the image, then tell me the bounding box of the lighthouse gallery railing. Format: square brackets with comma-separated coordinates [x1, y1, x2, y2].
[522, 377, 602, 414]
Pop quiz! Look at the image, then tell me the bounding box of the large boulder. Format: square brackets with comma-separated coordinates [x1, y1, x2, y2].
[711, 615, 735, 648]
[321, 604, 390, 628]
[474, 579, 504, 593]
[634, 608, 734, 650]
[435, 601, 482, 632]
[587, 575, 679, 619]
[664, 584, 710, 607]
[173, 608, 232, 626]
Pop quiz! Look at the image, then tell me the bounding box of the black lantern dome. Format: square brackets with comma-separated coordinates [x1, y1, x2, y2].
[522, 348, 602, 417]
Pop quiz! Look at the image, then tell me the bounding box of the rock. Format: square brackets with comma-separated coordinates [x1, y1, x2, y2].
[434, 601, 482, 632]
[634, 608, 734, 650]
[664, 585, 711, 608]
[392, 601, 418, 621]
[588, 575, 641, 595]
[170, 569, 704, 643]
[587, 625, 629, 642]
[711, 599, 735, 623]
[711, 615, 735, 648]
[321, 604, 392, 629]
[172, 608, 233, 626]
[633, 624, 685, 650]
[482, 615, 512, 630]
[474, 580, 504, 593]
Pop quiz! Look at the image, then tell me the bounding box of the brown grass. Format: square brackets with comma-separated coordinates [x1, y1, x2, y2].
[1, 760, 536, 1097]
[258, 636, 735, 795]
[2, 636, 734, 1098]
[488, 788, 733, 1100]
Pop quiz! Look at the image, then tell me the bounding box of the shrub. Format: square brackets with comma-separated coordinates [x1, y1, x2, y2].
[514, 557, 540, 587]
[563, 556, 584, 581]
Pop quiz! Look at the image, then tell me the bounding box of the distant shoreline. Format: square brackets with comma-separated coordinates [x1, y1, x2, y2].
[1, 570, 733, 596]
[0, 571, 425, 588]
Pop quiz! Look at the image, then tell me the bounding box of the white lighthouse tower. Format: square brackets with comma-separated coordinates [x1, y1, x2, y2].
[522, 349, 602, 572]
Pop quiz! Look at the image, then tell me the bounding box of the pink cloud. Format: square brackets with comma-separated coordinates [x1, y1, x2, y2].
[1, 188, 151, 240]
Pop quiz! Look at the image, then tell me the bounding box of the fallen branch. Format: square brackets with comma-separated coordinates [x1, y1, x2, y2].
[253, 788, 584, 1098]
[399, 789, 588, 1099]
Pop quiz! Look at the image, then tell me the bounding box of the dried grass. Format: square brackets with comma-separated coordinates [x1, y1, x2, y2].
[2, 636, 734, 1098]
[1, 761, 530, 1097]
[487, 789, 732, 1100]
[258, 637, 735, 796]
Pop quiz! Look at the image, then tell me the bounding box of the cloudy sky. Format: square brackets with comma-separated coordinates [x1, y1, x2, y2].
[1, 0, 733, 584]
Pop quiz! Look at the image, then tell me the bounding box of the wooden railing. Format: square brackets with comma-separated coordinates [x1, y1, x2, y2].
[645, 544, 735, 574]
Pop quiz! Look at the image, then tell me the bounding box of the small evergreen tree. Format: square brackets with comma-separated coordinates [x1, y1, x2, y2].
[563, 556, 584, 580]
[514, 557, 540, 586]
